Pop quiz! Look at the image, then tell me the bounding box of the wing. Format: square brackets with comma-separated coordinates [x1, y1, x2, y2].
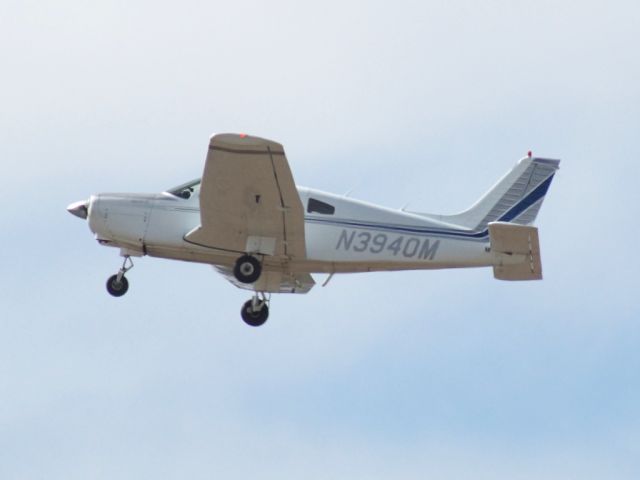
[185, 133, 306, 259]
[213, 266, 315, 294]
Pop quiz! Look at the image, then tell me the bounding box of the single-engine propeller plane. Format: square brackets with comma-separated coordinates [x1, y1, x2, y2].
[67, 133, 559, 326]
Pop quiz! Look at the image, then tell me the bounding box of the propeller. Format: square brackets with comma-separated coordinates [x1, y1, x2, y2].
[67, 200, 89, 220]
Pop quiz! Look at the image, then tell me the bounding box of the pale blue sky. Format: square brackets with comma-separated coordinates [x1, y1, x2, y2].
[1, 1, 639, 478]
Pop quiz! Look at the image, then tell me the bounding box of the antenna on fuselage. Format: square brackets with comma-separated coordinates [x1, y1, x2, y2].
[343, 182, 362, 197]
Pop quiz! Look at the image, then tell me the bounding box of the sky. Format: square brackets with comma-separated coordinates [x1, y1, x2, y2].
[1, 0, 639, 478]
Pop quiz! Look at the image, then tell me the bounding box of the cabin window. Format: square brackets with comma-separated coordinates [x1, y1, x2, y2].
[167, 179, 201, 199]
[307, 198, 335, 215]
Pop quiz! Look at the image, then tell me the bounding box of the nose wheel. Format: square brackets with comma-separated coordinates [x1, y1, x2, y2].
[241, 293, 269, 327]
[106, 256, 133, 297]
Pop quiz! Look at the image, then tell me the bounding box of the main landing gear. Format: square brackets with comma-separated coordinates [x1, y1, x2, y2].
[104, 253, 270, 326]
[234, 255, 269, 327]
[106, 256, 134, 297]
[233, 254, 262, 284]
[241, 293, 270, 327]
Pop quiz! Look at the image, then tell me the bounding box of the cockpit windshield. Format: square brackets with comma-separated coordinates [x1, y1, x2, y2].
[167, 179, 201, 199]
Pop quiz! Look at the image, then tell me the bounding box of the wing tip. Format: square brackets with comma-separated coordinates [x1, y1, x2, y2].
[210, 132, 284, 151]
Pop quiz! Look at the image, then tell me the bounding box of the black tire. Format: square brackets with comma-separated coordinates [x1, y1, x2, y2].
[106, 274, 129, 297]
[240, 300, 269, 327]
[233, 255, 262, 284]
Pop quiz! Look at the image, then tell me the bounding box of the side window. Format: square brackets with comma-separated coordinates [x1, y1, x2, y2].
[167, 179, 201, 199]
[307, 198, 335, 215]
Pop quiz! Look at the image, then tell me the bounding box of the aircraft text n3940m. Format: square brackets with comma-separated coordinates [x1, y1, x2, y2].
[335, 229, 441, 260]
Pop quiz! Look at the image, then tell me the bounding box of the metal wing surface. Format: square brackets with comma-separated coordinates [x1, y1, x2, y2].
[185, 133, 307, 260]
[213, 266, 315, 294]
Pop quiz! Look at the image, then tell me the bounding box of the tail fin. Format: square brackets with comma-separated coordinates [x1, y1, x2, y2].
[422, 156, 560, 231]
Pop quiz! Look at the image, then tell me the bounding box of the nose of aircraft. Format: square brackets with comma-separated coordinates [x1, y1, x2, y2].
[67, 200, 89, 219]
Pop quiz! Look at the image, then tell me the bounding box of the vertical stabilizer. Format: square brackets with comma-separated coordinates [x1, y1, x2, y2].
[420, 157, 560, 231]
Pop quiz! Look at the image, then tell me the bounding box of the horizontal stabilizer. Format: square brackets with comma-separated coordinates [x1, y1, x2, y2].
[489, 222, 542, 281]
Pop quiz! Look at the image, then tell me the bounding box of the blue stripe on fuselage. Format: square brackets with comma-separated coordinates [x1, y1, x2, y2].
[304, 174, 555, 240]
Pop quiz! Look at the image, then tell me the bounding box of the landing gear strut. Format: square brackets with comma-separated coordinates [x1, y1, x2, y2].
[233, 254, 262, 284]
[106, 256, 133, 297]
[241, 293, 269, 327]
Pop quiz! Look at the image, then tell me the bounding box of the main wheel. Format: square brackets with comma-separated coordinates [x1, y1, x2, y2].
[233, 255, 262, 284]
[106, 274, 129, 297]
[241, 300, 269, 327]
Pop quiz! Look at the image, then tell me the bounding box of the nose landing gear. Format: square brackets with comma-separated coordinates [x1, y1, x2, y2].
[241, 293, 270, 327]
[106, 256, 134, 297]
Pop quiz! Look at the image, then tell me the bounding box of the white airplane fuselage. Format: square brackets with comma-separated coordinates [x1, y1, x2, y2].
[86, 186, 494, 276]
[67, 134, 558, 326]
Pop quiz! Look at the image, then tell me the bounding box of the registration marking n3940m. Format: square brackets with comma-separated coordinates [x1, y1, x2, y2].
[335, 229, 440, 260]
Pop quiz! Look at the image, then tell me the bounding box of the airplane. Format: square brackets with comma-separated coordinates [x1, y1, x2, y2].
[67, 133, 560, 327]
